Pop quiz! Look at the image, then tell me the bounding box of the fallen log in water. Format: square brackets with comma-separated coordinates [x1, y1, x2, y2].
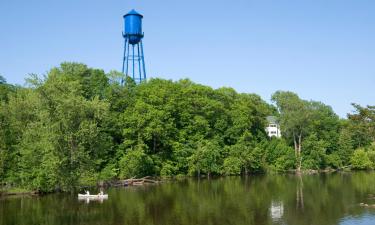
[112, 176, 161, 187]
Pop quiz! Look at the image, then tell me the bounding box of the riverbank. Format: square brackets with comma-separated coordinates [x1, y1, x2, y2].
[0, 176, 163, 198]
[287, 167, 351, 174]
[0, 187, 39, 197]
[0, 168, 359, 198]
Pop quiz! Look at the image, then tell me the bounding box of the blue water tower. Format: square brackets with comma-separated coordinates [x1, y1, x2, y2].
[122, 9, 146, 83]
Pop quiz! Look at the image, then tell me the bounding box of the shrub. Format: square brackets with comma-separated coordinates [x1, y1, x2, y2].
[325, 153, 343, 169]
[119, 145, 154, 178]
[223, 156, 242, 175]
[160, 161, 178, 177]
[351, 149, 373, 170]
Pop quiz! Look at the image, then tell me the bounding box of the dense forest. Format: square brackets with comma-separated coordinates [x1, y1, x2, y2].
[0, 63, 374, 192]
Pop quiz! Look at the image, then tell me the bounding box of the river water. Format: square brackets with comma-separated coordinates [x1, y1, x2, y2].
[2, 172, 375, 225]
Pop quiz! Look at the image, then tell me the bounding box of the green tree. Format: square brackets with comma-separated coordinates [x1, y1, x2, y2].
[272, 91, 311, 172]
[18, 120, 60, 192]
[0, 76, 12, 102]
[119, 143, 154, 178]
[308, 101, 340, 153]
[11, 63, 113, 191]
[263, 138, 295, 171]
[2, 62, 368, 191]
[188, 140, 222, 177]
[223, 131, 267, 175]
[301, 133, 328, 170]
[337, 123, 355, 165]
[272, 91, 341, 172]
[223, 156, 242, 175]
[0, 75, 5, 84]
[347, 104, 375, 148]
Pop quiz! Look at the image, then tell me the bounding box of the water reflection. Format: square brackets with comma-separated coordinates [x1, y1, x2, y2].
[270, 201, 284, 222]
[78, 197, 107, 204]
[2, 172, 375, 225]
[296, 175, 304, 211]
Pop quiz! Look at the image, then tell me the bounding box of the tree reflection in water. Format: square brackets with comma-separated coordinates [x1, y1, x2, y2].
[1, 172, 375, 225]
[296, 174, 304, 211]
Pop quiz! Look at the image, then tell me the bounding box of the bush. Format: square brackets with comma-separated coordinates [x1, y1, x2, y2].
[119, 144, 154, 178]
[325, 153, 343, 169]
[188, 139, 222, 177]
[263, 138, 295, 171]
[78, 170, 98, 187]
[223, 156, 242, 175]
[302, 134, 328, 169]
[351, 149, 373, 170]
[275, 154, 296, 171]
[99, 163, 118, 181]
[160, 161, 178, 177]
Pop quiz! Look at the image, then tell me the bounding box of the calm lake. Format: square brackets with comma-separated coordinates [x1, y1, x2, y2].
[2, 172, 375, 225]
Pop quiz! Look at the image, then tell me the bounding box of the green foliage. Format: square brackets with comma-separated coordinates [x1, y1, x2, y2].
[99, 163, 118, 181]
[337, 125, 355, 165]
[274, 154, 296, 172]
[325, 153, 343, 169]
[160, 161, 178, 177]
[0, 75, 5, 84]
[0, 62, 372, 191]
[263, 138, 295, 171]
[272, 91, 342, 171]
[271, 91, 311, 140]
[119, 143, 154, 178]
[188, 140, 222, 177]
[358, 143, 375, 169]
[347, 104, 375, 149]
[302, 134, 328, 170]
[18, 120, 60, 192]
[0, 80, 17, 179]
[351, 149, 373, 170]
[223, 156, 242, 175]
[0, 80, 16, 102]
[0, 63, 113, 191]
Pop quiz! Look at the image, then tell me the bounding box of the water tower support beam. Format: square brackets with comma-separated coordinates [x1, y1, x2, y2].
[121, 37, 128, 84]
[137, 43, 142, 82]
[140, 40, 146, 80]
[125, 39, 130, 78]
[132, 45, 135, 81]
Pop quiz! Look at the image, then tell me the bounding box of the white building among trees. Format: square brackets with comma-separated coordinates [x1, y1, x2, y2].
[266, 116, 281, 138]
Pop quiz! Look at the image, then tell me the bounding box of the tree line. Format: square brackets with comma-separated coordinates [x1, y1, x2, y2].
[0, 63, 374, 192]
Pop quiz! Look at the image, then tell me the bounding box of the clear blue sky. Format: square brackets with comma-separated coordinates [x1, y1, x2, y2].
[1, 0, 374, 117]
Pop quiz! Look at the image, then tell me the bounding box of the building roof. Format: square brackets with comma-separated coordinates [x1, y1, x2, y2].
[266, 116, 279, 124]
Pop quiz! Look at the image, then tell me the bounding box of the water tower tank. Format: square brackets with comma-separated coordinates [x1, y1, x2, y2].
[123, 9, 143, 45]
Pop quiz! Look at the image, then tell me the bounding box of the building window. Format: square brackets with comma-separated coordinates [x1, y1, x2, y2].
[271, 131, 277, 134]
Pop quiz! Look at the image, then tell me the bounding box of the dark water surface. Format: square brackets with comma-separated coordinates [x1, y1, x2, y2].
[2, 172, 375, 225]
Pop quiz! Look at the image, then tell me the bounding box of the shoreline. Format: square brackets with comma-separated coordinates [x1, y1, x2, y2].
[0, 189, 39, 198]
[0, 169, 365, 198]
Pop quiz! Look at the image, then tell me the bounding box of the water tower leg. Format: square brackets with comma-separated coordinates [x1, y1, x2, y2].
[125, 41, 130, 79]
[132, 45, 135, 81]
[137, 43, 142, 82]
[121, 37, 128, 85]
[140, 40, 146, 80]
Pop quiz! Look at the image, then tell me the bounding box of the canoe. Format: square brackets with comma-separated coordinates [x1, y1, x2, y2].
[78, 194, 108, 199]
